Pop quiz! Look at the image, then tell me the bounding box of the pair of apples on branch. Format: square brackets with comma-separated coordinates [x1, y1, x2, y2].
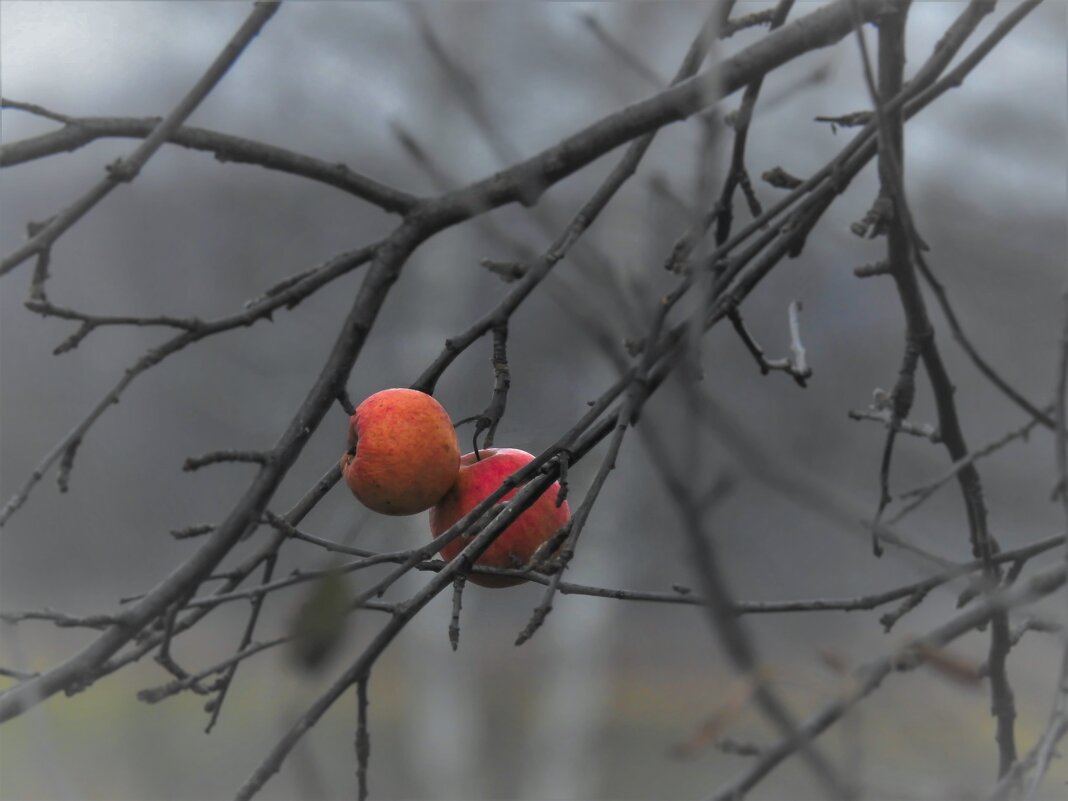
[340, 388, 571, 588]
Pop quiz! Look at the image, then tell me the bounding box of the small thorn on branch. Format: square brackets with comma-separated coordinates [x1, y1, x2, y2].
[514, 599, 553, 647]
[526, 520, 571, 575]
[56, 438, 81, 493]
[479, 258, 527, 283]
[53, 323, 95, 355]
[956, 582, 983, 610]
[623, 337, 646, 357]
[554, 452, 570, 508]
[29, 248, 52, 302]
[244, 267, 317, 310]
[879, 588, 929, 631]
[854, 260, 891, 278]
[105, 157, 138, 183]
[814, 110, 872, 132]
[182, 450, 271, 472]
[850, 194, 894, 239]
[170, 524, 215, 540]
[25, 217, 56, 238]
[516, 523, 580, 648]
[761, 166, 804, 190]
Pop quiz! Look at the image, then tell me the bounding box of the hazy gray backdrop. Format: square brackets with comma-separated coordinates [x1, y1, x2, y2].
[1, 2, 1065, 800]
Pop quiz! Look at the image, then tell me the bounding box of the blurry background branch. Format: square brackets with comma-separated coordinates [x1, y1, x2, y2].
[0, 1, 1063, 800]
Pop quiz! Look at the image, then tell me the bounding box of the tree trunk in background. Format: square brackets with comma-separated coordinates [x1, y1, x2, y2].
[518, 555, 621, 800]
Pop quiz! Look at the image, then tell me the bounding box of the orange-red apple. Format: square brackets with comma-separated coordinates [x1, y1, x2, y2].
[429, 448, 571, 587]
[341, 388, 460, 516]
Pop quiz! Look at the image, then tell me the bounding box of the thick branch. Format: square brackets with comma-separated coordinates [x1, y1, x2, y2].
[0, 108, 419, 214]
[414, 0, 891, 227]
[0, 226, 420, 722]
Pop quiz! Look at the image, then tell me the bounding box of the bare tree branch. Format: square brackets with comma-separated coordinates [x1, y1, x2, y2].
[0, 1, 282, 276]
[1021, 287, 1068, 798]
[711, 564, 1067, 801]
[0, 243, 378, 527]
[0, 5, 1056, 801]
[0, 103, 420, 214]
[0, 226, 420, 722]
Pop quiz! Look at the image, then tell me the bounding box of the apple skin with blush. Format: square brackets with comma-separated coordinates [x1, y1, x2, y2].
[429, 448, 571, 587]
[341, 388, 460, 516]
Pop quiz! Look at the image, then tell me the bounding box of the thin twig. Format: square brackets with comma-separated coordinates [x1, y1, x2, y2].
[848, 407, 941, 442]
[641, 384, 852, 800]
[0, 609, 119, 629]
[0, 2, 282, 276]
[473, 323, 511, 454]
[138, 636, 287, 704]
[53, 466, 340, 705]
[515, 273, 675, 645]
[0, 667, 40, 681]
[728, 301, 812, 386]
[204, 554, 277, 733]
[448, 576, 465, 652]
[1023, 287, 1068, 798]
[412, 2, 736, 393]
[183, 450, 271, 472]
[23, 299, 203, 354]
[888, 411, 1049, 524]
[715, 0, 795, 245]
[711, 564, 1067, 801]
[855, 0, 1017, 774]
[0, 104, 419, 214]
[356, 676, 371, 801]
[0, 243, 378, 528]
[0, 225, 415, 722]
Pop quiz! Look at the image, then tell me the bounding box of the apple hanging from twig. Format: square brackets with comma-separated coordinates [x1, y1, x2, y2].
[429, 448, 571, 587]
[341, 388, 460, 515]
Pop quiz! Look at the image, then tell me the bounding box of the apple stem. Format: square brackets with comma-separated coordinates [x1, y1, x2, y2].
[336, 389, 355, 416]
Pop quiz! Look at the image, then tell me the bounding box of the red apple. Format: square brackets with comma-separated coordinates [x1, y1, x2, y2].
[429, 448, 571, 587]
[341, 389, 460, 515]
